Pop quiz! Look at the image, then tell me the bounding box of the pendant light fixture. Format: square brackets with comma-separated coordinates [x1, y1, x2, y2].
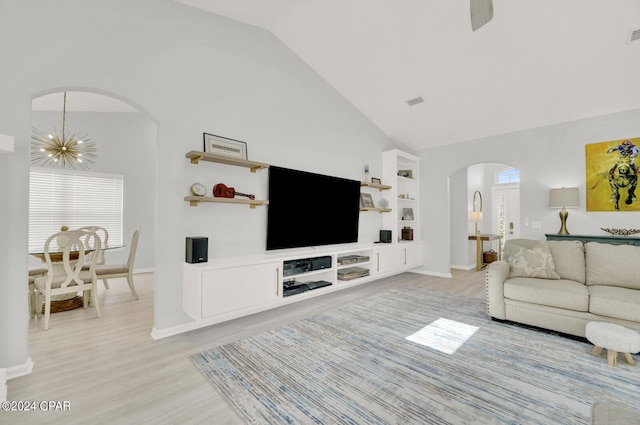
[31, 91, 97, 169]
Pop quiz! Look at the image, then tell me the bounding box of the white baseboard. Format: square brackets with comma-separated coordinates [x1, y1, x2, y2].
[133, 267, 155, 274]
[450, 263, 476, 271]
[407, 268, 453, 278]
[6, 357, 34, 380]
[151, 323, 201, 340]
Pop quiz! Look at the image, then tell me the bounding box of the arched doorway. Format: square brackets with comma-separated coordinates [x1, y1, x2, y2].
[29, 89, 157, 322]
[449, 162, 520, 270]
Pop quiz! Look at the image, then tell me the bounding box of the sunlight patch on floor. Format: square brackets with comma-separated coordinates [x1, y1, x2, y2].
[405, 318, 479, 354]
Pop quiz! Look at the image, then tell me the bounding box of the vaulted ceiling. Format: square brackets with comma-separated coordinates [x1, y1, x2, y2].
[179, 1, 640, 151]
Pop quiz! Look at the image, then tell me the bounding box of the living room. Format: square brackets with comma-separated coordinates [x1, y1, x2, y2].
[2, 1, 640, 422]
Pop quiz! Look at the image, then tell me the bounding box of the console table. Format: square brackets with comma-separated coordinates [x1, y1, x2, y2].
[468, 234, 503, 271]
[545, 234, 640, 246]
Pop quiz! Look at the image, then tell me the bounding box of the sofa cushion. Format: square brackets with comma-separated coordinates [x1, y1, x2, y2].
[589, 285, 640, 322]
[504, 241, 561, 279]
[585, 242, 640, 289]
[504, 277, 589, 311]
[547, 240, 586, 283]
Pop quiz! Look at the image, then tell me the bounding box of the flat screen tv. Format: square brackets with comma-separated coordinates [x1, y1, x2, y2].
[267, 166, 361, 250]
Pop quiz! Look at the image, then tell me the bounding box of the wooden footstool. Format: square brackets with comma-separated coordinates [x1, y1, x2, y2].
[585, 322, 640, 367]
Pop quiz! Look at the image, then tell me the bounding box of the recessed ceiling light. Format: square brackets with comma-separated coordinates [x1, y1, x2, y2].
[406, 96, 424, 106]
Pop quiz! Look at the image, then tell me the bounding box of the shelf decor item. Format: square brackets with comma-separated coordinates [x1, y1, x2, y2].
[600, 227, 640, 237]
[398, 169, 413, 178]
[371, 177, 381, 185]
[31, 91, 97, 169]
[190, 183, 206, 196]
[203, 133, 247, 160]
[360, 193, 375, 208]
[402, 208, 414, 221]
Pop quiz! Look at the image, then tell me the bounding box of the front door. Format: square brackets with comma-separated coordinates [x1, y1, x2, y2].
[491, 184, 520, 254]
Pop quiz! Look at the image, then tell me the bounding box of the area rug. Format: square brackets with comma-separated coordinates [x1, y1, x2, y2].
[191, 286, 640, 424]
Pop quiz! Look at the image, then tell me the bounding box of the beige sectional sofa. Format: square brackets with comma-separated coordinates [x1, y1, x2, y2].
[486, 239, 640, 338]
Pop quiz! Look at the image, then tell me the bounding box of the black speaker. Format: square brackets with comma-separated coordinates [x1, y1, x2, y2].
[379, 230, 392, 243]
[186, 237, 208, 263]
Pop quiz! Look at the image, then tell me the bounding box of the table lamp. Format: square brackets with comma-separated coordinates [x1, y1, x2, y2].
[549, 187, 580, 235]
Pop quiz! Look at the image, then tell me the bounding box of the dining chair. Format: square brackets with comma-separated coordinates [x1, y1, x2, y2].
[28, 266, 48, 318]
[77, 226, 110, 288]
[33, 229, 102, 330]
[94, 228, 140, 300]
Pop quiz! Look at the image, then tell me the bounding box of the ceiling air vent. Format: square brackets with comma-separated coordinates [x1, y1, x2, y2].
[630, 28, 640, 43]
[406, 96, 424, 106]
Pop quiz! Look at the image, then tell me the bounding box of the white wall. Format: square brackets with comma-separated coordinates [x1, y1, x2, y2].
[0, 0, 396, 373]
[419, 107, 640, 276]
[30, 110, 156, 269]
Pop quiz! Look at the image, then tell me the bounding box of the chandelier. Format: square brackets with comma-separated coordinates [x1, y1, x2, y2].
[31, 91, 97, 169]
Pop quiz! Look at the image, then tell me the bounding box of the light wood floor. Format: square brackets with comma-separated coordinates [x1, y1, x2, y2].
[6, 268, 485, 425]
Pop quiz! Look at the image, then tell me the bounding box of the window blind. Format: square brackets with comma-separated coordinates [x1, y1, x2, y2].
[29, 167, 124, 253]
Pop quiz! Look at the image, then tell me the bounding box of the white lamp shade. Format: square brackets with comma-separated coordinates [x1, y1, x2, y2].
[549, 187, 580, 208]
[469, 211, 483, 222]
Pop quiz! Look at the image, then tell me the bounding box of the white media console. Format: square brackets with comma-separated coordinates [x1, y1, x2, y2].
[183, 241, 422, 329]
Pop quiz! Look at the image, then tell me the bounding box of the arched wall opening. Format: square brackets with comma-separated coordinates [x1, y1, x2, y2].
[449, 162, 520, 270]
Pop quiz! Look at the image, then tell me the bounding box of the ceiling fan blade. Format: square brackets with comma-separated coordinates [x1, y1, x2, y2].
[470, 0, 493, 31]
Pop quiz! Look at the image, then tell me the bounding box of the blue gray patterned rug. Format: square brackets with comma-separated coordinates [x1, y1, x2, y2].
[191, 286, 640, 424]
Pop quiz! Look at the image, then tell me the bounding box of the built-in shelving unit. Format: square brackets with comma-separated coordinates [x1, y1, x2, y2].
[185, 150, 268, 207]
[382, 149, 420, 243]
[179, 148, 425, 337]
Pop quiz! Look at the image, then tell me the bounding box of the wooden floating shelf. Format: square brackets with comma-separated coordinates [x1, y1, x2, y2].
[185, 150, 269, 172]
[361, 182, 392, 191]
[185, 196, 268, 208]
[360, 207, 392, 213]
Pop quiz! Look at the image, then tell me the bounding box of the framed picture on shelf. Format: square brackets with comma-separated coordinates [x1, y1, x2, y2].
[360, 193, 375, 208]
[398, 169, 413, 178]
[203, 133, 248, 160]
[402, 208, 414, 220]
[371, 177, 382, 185]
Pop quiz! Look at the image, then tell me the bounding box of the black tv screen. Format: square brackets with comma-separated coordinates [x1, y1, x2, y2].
[267, 166, 361, 250]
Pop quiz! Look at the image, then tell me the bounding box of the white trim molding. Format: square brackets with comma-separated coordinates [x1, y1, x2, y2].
[6, 357, 34, 380]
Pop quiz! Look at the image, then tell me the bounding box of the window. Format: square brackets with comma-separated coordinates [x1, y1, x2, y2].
[495, 167, 520, 184]
[29, 167, 123, 252]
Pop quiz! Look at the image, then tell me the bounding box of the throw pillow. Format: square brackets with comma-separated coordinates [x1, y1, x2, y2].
[505, 241, 561, 279]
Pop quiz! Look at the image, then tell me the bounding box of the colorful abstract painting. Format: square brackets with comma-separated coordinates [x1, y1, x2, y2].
[586, 137, 639, 211]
